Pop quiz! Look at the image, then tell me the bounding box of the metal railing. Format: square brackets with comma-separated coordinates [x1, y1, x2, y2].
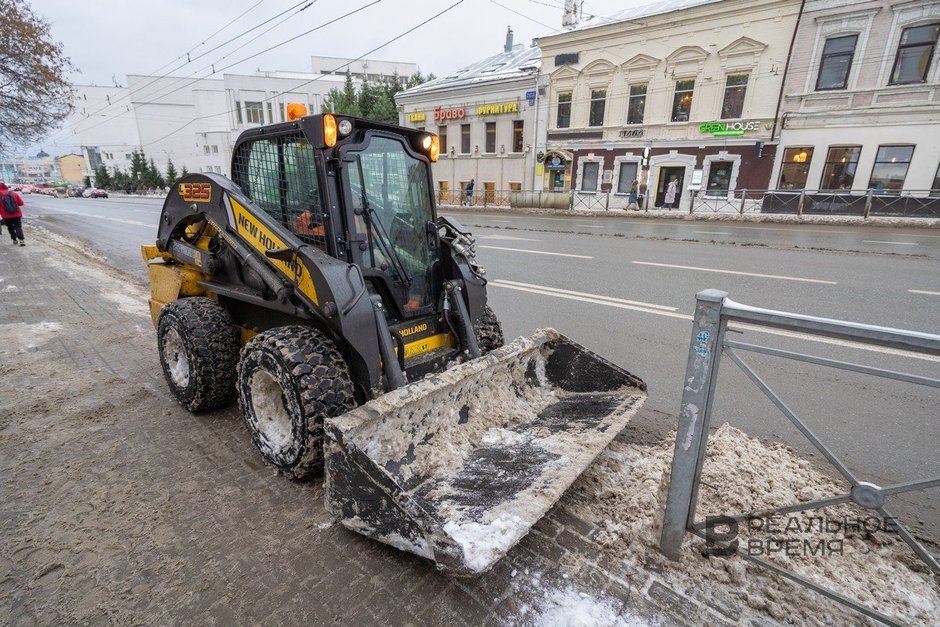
[660, 290, 940, 625]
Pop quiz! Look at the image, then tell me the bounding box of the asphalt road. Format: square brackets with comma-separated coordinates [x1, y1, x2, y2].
[19, 194, 940, 542]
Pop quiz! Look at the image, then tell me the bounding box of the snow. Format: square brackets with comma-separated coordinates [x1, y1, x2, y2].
[535, 588, 652, 627]
[0, 321, 63, 355]
[2, 284, 17, 292]
[443, 513, 530, 572]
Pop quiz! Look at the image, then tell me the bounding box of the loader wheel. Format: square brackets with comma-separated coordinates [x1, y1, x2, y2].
[237, 326, 356, 479]
[474, 305, 505, 354]
[157, 297, 240, 412]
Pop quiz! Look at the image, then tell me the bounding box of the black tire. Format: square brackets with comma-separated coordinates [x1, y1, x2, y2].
[157, 297, 240, 412]
[474, 304, 504, 354]
[237, 326, 356, 479]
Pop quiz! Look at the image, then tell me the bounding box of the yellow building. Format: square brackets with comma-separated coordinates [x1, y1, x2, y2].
[56, 154, 87, 185]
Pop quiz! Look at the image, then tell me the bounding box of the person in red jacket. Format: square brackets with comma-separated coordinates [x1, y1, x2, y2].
[0, 182, 25, 246]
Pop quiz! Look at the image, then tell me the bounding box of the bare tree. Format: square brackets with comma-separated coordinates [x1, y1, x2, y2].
[0, 0, 74, 154]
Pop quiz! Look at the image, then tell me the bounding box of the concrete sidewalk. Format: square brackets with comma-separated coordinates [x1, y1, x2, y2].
[1, 229, 917, 626]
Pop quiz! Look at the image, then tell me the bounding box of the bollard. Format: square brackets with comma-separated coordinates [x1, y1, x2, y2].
[660, 289, 728, 560]
[797, 190, 805, 217]
[739, 189, 747, 215]
[863, 189, 873, 219]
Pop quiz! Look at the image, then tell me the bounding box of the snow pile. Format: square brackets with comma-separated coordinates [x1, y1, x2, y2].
[535, 588, 651, 627]
[567, 423, 940, 625]
[0, 321, 63, 355]
[443, 513, 531, 572]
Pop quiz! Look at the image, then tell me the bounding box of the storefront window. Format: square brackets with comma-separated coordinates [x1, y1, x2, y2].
[460, 124, 470, 154]
[706, 161, 734, 195]
[816, 35, 857, 90]
[617, 162, 638, 194]
[721, 74, 748, 119]
[778, 147, 814, 190]
[890, 23, 939, 84]
[820, 146, 861, 190]
[512, 120, 524, 153]
[589, 89, 607, 127]
[671, 80, 694, 122]
[556, 92, 572, 128]
[485, 122, 496, 153]
[627, 84, 646, 124]
[438, 125, 447, 155]
[868, 145, 914, 193]
[581, 162, 599, 192]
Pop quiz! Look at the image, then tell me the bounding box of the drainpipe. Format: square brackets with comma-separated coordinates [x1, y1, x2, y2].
[771, 0, 806, 142]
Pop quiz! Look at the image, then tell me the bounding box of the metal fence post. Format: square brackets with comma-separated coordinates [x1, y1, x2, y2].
[739, 189, 747, 215]
[864, 189, 873, 219]
[797, 190, 805, 216]
[661, 289, 729, 560]
[605, 191, 610, 211]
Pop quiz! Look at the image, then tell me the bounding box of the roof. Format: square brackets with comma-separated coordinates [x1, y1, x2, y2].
[570, 0, 725, 32]
[397, 45, 541, 97]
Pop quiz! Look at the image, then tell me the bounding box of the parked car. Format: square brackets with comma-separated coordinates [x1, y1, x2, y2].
[35, 187, 58, 197]
[82, 188, 108, 198]
[66, 187, 84, 197]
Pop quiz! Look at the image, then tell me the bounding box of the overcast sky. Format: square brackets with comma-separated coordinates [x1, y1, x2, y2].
[34, 0, 648, 86]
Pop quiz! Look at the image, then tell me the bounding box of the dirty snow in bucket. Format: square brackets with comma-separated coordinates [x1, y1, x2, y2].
[566, 423, 940, 625]
[0, 321, 63, 355]
[443, 513, 531, 572]
[535, 588, 652, 627]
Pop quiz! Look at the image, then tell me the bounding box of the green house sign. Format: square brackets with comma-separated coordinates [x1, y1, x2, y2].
[700, 121, 760, 136]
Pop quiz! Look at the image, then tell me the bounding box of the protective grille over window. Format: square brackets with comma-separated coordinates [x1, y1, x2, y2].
[232, 133, 327, 251]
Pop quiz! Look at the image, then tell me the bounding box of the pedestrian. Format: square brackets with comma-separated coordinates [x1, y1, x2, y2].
[637, 181, 647, 210]
[465, 178, 475, 206]
[0, 182, 25, 246]
[628, 179, 638, 209]
[664, 177, 678, 210]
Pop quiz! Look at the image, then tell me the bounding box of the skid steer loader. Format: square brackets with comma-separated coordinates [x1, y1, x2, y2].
[143, 110, 646, 575]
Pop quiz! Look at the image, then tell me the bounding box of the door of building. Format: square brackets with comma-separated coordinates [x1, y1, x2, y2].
[656, 167, 685, 208]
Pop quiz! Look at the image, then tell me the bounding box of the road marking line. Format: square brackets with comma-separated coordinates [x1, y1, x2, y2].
[478, 245, 592, 259]
[491, 279, 677, 311]
[489, 219, 514, 223]
[478, 234, 540, 242]
[908, 289, 940, 296]
[491, 282, 940, 362]
[693, 230, 731, 235]
[631, 261, 837, 285]
[575, 224, 606, 228]
[862, 240, 918, 246]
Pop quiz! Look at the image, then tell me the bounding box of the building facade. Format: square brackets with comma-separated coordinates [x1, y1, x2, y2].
[310, 56, 418, 81]
[396, 36, 542, 202]
[55, 154, 86, 185]
[771, 0, 940, 194]
[535, 0, 802, 211]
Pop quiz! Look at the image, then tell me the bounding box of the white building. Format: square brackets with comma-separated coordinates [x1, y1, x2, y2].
[396, 30, 542, 202]
[771, 0, 940, 197]
[310, 56, 418, 81]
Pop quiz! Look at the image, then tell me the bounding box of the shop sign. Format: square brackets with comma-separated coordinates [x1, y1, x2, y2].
[619, 128, 644, 138]
[476, 102, 518, 115]
[699, 121, 760, 136]
[546, 155, 566, 170]
[433, 106, 466, 121]
[408, 112, 426, 122]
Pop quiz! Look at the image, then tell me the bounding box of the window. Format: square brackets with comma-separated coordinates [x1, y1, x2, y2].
[204, 145, 210, 155]
[211, 145, 219, 154]
[777, 147, 814, 190]
[556, 92, 572, 128]
[235, 101, 242, 124]
[239, 138, 280, 215]
[266, 102, 273, 124]
[245, 101, 264, 124]
[438, 125, 447, 155]
[721, 74, 748, 119]
[671, 80, 694, 122]
[706, 161, 734, 195]
[460, 124, 471, 154]
[890, 23, 940, 84]
[816, 35, 857, 90]
[627, 84, 646, 124]
[820, 146, 861, 190]
[868, 145, 914, 192]
[280, 104, 286, 123]
[589, 89, 606, 127]
[617, 162, 638, 194]
[485, 122, 496, 153]
[509, 182, 522, 192]
[581, 161, 599, 192]
[512, 120, 524, 153]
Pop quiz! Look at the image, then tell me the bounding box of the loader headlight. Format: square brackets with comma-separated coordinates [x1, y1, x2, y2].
[323, 114, 337, 147]
[338, 119, 353, 136]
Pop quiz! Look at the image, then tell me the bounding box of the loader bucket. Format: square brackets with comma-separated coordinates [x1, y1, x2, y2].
[324, 329, 646, 576]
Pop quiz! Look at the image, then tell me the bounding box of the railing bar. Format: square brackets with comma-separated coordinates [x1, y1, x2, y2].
[688, 494, 852, 530]
[687, 528, 902, 626]
[876, 506, 940, 574]
[724, 348, 860, 485]
[880, 476, 940, 496]
[723, 340, 940, 389]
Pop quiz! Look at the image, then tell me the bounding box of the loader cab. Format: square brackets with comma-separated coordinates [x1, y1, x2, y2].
[231, 113, 443, 322]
